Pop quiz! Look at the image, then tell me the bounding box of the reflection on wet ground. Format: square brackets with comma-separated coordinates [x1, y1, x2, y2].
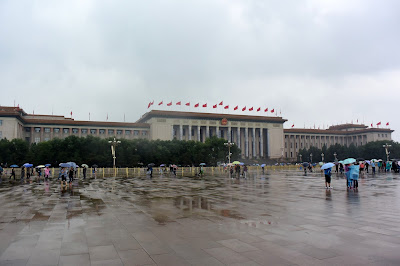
[0, 170, 400, 265]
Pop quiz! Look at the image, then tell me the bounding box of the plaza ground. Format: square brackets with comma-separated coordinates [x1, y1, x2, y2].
[0, 169, 400, 265]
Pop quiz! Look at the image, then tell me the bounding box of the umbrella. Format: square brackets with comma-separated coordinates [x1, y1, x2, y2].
[321, 162, 335, 170]
[232, 161, 241, 165]
[371, 159, 378, 163]
[23, 163, 33, 167]
[343, 158, 356, 165]
[302, 162, 309, 167]
[92, 164, 98, 168]
[378, 159, 383, 162]
[199, 163, 206, 166]
[67, 162, 77, 168]
[59, 163, 71, 168]
[81, 164, 89, 168]
[10, 165, 19, 168]
[172, 164, 178, 168]
[338, 160, 344, 164]
[160, 164, 165, 167]
[261, 164, 266, 167]
[365, 160, 371, 165]
[239, 162, 245, 166]
[318, 162, 324, 166]
[36, 165, 45, 168]
[45, 164, 51, 167]
[148, 163, 155, 167]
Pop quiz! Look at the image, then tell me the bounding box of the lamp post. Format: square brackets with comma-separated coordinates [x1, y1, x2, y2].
[321, 153, 324, 162]
[383, 143, 392, 162]
[108, 137, 121, 169]
[299, 154, 302, 162]
[224, 141, 234, 164]
[333, 152, 337, 162]
[310, 153, 313, 163]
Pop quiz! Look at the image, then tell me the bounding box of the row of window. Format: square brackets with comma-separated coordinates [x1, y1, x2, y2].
[378, 134, 388, 137]
[26, 127, 147, 136]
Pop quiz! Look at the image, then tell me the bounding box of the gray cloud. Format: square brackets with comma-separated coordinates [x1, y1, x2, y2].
[0, 0, 399, 140]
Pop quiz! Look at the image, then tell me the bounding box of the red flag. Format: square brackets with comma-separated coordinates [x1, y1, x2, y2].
[257, 107, 260, 112]
[377, 122, 381, 126]
[234, 106, 238, 110]
[185, 102, 190, 106]
[224, 105, 229, 109]
[158, 101, 163, 105]
[291, 124, 294, 128]
[264, 108, 268, 112]
[249, 107, 253, 111]
[386, 122, 389, 126]
[147, 102, 151, 108]
[213, 104, 217, 108]
[106, 113, 108, 120]
[242, 106, 246, 111]
[151, 101, 154, 105]
[371, 123, 373, 127]
[167, 102, 172, 106]
[176, 101, 181, 105]
[194, 103, 199, 108]
[202, 103, 207, 107]
[219, 101, 223, 105]
[271, 109, 274, 113]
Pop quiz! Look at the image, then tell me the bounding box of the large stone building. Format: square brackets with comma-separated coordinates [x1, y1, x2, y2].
[0, 106, 393, 160]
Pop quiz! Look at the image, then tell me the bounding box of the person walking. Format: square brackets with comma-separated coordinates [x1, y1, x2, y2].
[371, 161, 376, 174]
[83, 166, 87, 179]
[60, 167, 67, 186]
[352, 164, 360, 190]
[230, 166, 234, 178]
[26, 167, 31, 179]
[68, 167, 74, 183]
[10, 168, 16, 180]
[365, 161, 369, 173]
[324, 167, 332, 189]
[44, 167, 50, 180]
[345, 164, 352, 189]
[21, 167, 25, 180]
[243, 165, 248, 179]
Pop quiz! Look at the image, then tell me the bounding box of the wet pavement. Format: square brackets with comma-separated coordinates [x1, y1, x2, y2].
[0, 169, 400, 265]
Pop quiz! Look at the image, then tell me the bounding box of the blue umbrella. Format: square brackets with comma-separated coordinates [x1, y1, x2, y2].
[261, 164, 266, 167]
[343, 158, 356, 165]
[45, 164, 51, 167]
[199, 163, 206, 166]
[66, 162, 77, 168]
[302, 162, 309, 167]
[160, 164, 165, 167]
[321, 162, 335, 170]
[59, 163, 71, 168]
[23, 163, 33, 167]
[10, 165, 19, 168]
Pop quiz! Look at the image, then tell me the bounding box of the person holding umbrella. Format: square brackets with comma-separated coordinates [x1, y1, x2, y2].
[44, 166, 50, 180]
[10, 167, 16, 180]
[321, 163, 334, 189]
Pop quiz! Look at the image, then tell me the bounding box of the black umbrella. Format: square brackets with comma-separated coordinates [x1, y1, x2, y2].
[302, 162, 309, 167]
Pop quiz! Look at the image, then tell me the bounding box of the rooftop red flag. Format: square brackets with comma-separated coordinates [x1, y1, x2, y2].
[147, 102, 151, 108]
[291, 124, 294, 128]
[234, 106, 238, 110]
[185, 102, 190, 106]
[224, 105, 229, 109]
[213, 104, 217, 108]
[257, 107, 260, 112]
[70, 111, 72, 116]
[176, 101, 181, 105]
[249, 107, 253, 111]
[202, 103, 207, 107]
[271, 109, 274, 113]
[151, 101, 154, 105]
[194, 103, 199, 108]
[371, 123, 373, 127]
[219, 101, 223, 105]
[158, 101, 163, 105]
[167, 102, 172, 106]
[242, 106, 246, 111]
[264, 108, 268, 112]
[377, 121, 381, 126]
[386, 122, 389, 126]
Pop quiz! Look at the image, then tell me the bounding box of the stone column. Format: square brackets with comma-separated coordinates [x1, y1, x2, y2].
[252, 128, 256, 158]
[188, 125, 192, 141]
[237, 128, 241, 154]
[179, 125, 183, 141]
[228, 126, 231, 142]
[206, 126, 210, 139]
[245, 128, 249, 158]
[197, 126, 201, 142]
[172, 126, 175, 140]
[216, 126, 220, 138]
[260, 128, 263, 158]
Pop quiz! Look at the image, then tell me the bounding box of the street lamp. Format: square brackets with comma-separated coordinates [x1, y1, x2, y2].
[333, 152, 337, 162]
[321, 153, 324, 162]
[108, 137, 121, 168]
[224, 141, 234, 164]
[383, 143, 392, 162]
[299, 154, 302, 162]
[310, 153, 313, 163]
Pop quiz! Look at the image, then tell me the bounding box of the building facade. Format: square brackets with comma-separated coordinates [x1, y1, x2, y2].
[0, 106, 394, 160]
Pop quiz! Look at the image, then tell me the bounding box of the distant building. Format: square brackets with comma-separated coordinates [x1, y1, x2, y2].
[0, 106, 393, 160]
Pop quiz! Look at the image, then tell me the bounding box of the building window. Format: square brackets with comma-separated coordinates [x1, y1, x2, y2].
[0, 120, 2, 126]
[134, 130, 139, 136]
[35, 137, 40, 143]
[290, 152, 293, 158]
[296, 143, 298, 149]
[72, 128, 79, 134]
[63, 128, 69, 134]
[25, 127, 31, 132]
[44, 128, 50, 133]
[386, 134, 388, 137]
[378, 134, 380, 137]
[44, 137, 50, 141]
[108, 129, 114, 134]
[125, 130, 131, 135]
[285, 143, 287, 148]
[117, 130, 122, 135]
[142, 131, 147, 136]
[290, 143, 293, 148]
[99, 129, 105, 134]
[54, 128, 60, 133]
[81, 129, 88, 134]
[90, 129, 97, 134]
[34, 127, 41, 133]
[182, 129, 186, 136]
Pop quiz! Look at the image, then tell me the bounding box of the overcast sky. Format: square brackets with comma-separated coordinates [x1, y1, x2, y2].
[1, 0, 399, 141]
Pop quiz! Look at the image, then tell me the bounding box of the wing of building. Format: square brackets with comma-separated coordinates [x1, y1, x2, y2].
[0, 106, 393, 160]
